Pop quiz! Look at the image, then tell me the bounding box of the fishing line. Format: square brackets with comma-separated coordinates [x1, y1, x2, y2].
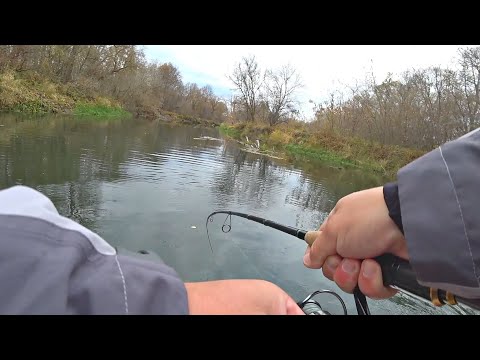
[205, 211, 232, 254]
[206, 211, 265, 280]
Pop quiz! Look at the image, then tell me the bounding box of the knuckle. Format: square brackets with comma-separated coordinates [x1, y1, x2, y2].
[310, 237, 324, 256]
[322, 267, 333, 281]
[335, 198, 344, 208]
[320, 216, 335, 237]
[336, 196, 348, 208]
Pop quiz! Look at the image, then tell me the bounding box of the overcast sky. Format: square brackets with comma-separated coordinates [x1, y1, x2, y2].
[142, 45, 475, 119]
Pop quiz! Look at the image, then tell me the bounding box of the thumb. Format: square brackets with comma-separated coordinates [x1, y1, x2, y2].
[304, 229, 336, 269]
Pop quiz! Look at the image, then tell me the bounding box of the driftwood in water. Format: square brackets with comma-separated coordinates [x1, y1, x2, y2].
[193, 136, 223, 141]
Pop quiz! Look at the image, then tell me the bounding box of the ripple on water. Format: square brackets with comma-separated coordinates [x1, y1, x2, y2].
[0, 115, 474, 315]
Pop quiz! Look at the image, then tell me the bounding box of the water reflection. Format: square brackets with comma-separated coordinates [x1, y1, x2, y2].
[0, 112, 470, 315]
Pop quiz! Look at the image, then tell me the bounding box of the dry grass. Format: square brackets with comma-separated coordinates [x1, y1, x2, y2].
[220, 121, 425, 177]
[0, 70, 130, 117]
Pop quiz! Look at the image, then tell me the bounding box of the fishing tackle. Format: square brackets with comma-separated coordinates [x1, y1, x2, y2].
[297, 289, 348, 315]
[206, 210, 480, 315]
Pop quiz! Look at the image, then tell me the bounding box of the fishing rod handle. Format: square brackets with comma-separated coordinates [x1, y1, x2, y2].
[304, 231, 318, 247]
[373, 253, 430, 297]
[304, 230, 470, 309]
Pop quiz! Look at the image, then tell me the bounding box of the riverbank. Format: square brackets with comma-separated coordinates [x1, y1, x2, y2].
[219, 122, 425, 177]
[0, 70, 130, 117]
[0, 69, 425, 176]
[153, 110, 220, 128]
[0, 70, 220, 127]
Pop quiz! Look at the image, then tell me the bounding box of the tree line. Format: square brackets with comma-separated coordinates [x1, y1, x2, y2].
[1, 45, 479, 150]
[0, 45, 228, 122]
[310, 47, 480, 150]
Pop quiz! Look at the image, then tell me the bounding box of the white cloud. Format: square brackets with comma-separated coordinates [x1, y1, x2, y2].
[143, 45, 474, 119]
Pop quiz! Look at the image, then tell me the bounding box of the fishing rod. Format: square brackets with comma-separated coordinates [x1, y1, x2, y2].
[206, 210, 480, 315]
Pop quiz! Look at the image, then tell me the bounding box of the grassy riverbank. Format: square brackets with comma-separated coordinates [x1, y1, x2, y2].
[73, 103, 130, 117]
[0, 70, 219, 126]
[0, 71, 130, 117]
[219, 122, 425, 177]
[0, 68, 425, 176]
[154, 110, 221, 127]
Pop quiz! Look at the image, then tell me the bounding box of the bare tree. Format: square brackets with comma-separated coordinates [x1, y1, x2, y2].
[228, 55, 264, 122]
[202, 85, 220, 118]
[455, 47, 480, 132]
[262, 64, 303, 126]
[156, 62, 183, 111]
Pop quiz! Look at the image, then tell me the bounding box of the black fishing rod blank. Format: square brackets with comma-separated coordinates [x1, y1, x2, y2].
[206, 210, 309, 240]
[206, 210, 480, 314]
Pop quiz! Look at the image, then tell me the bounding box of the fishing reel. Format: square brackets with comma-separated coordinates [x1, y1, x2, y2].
[297, 289, 348, 315]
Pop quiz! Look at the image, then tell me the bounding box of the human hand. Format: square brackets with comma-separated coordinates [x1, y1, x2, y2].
[303, 186, 408, 300]
[184, 279, 305, 315]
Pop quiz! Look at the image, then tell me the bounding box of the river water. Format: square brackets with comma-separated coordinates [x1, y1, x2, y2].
[0, 113, 472, 315]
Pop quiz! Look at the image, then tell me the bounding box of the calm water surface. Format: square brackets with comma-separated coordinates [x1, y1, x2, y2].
[0, 113, 471, 315]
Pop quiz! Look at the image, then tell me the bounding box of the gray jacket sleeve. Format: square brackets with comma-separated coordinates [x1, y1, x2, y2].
[0, 185, 189, 315]
[397, 127, 480, 300]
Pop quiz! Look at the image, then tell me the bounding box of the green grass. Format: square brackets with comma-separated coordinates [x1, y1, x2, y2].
[218, 123, 425, 176]
[11, 101, 50, 114]
[285, 144, 361, 168]
[0, 70, 131, 119]
[0, 70, 74, 114]
[219, 123, 242, 138]
[73, 103, 131, 117]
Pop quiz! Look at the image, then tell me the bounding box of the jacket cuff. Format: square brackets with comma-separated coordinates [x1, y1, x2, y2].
[383, 182, 404, 235]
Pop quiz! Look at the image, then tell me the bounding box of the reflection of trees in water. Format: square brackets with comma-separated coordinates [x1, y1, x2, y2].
[210, 140, 289, 210]
[0, 112, 388, 239]
[36, 181, 103, 233]
[285, 176, 333, 213]
[0, 115, 170, 229]
[285, 176, 333, 230]
[0, 115, 136, 187]
[209, 136, 389, 231]
[284, 161, 388, 229]
[0, 116, 127, 230]
[0, 114, 229, 231]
